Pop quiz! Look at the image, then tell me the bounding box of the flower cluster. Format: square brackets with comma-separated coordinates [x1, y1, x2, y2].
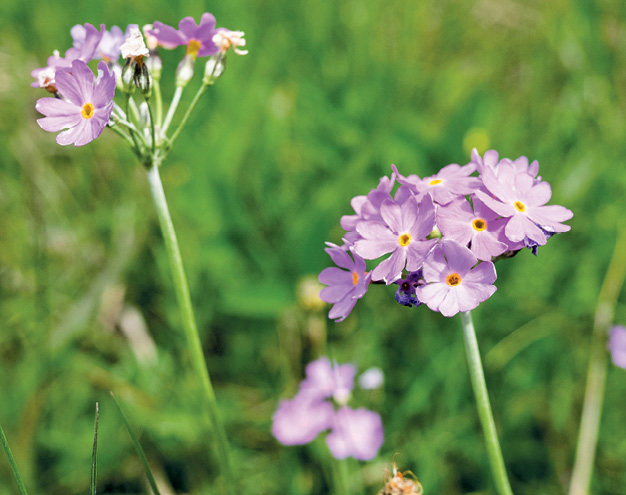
[32, 14, 246, 149]
[272, 357, 384, 461]
[319, 149, 573, 319]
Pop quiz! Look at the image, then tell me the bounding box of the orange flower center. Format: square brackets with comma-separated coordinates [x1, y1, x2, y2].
[352, 271, 359, 286]
[472, 218, 487, 231]
[446, 273, 461, 286]
[398, 233, 411, 247]
[514, 201, 526, 212]
[186, 39, 202, 57]
[81, 103, 94, 119]
[429, 179, 442, 186]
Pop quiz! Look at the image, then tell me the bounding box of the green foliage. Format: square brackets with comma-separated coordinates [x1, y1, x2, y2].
[1, 0, 626, 494]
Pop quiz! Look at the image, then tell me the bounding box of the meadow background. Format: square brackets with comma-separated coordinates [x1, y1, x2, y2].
[1, 0, 626, 493]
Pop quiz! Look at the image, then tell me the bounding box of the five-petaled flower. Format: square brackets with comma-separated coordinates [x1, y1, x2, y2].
[147, 13, 219, 58]
[35, 60, 115, 147]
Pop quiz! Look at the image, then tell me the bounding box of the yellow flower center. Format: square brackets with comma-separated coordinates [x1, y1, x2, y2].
[81, 103, 94, 119]
[446, 273, 462, 286]
[398, 233, 411, 247]
[352, 272, 359, 286]
[514, 201, 526, 212]
[472, 218, 487, 231]
[429, 179, 442, 186]
[186, 39, 202, 57]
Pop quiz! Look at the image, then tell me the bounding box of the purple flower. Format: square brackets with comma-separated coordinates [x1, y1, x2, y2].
[32, 24, 105, 92]
[300, 356, 356, 404]
[147, 13, 219, 57]
[475, 162, 573, 246]
[392, 162, 481, 205]
[271, 393, 335, 445]
[437, 197, 508, 261]
[609, 325, 626, 369]
[319, 243, 371, 322]
[71, 23, 132, 61]
[35, 60, 115, 147]
[417, 239, 497, 317]
[354, 195, 437, 284]
[325, 406, 384, 461]
[471, 148, 502, 175]
[394, 269, 423, 307]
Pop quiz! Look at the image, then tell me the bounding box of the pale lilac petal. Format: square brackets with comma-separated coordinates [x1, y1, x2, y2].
[413, 195, 436, 239]
[328, 297, 358, 321]
[505, 215, 546, 244]
[514, 172, 535, 195]
[272, 395, 334, 445]
[405, 238, 437, 271]
[609, 326, 626, 369]
[69, 59, 94, 102]
[37, 113, 82, 132]
[354, 229, 398, 259]
[380, 199, 404, 233]
[417, 282, 449, 313]
[319, 267, 352, 286]
[149, 21, 185, 47]
[324, 244, 354, 270]
[474, 190, 516, 218]
[178, 16, 199, 39]
[526, 205, 574, 229]
[92, 61, 116, 107]
[35, 97, 80, 117]
[525, 181, 552, 206]
[54, 68, 85, 106]
[438, 289, 462, 317]
[458, 283, 497, 310]
[326, 407, 384, 461]
[470, 232, 507, 261]
[320, 284, 354, 304]
[371, 249, 405, 284]
[442, 239, 476, 275]
[463, 261, 497, 285]
[421, 244, 447, 282]
[481, 165, 516, 203]
[56, 124, 83, 146]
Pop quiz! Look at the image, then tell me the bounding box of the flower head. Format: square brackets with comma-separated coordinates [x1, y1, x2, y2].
[417, 239, 497, 317]
[271, 393, 334, 445]
[436, 197, 508, 261]
[120, 26, 149, 60]
[319, 243, 371, 321]
[300, 356, 356, 404]
[354, 195, 437, 284]
[475, 161, 573, 246]
[35, 60, 115, 147]
[609, 325, 626, 369]
[394, 269, 423, 307]
[325, 406, 384, 461]
[148, 13, 219, 58]
[213, 28, 248, 55]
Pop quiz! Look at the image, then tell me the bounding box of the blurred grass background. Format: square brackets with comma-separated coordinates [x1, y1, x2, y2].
[1, 0, 626, 493]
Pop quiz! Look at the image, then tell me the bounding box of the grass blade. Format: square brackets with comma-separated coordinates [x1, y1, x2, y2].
[90, 403, 99, 495]
[0, 422, 29, 495]
[110, 392, 161, 495]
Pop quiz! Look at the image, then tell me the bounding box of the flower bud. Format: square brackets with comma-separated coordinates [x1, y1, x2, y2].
[133, 60, 152, 98]
[202, 55, 225, 86]
[176, 54, 195, 87]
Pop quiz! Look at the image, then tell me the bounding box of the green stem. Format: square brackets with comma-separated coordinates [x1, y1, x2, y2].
[125, 95, 144, 157]
[0, 423, 29, 495]
[161, 86, 183, 134]
[460, 311, 514, 495]
[569, 228, 626, 495]
[145, 164, 234, 493]
[330, 457, 349, 495]
[167, 84, 207, 149]
[153, 78, 163, 129]
[144, 97, 156, 155]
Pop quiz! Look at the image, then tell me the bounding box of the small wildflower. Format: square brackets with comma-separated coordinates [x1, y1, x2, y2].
[354, 195, 437, 284]
[394, 269, 424, 307]
[35, 60, 115, 147]
[318, 243, 371, 322]
[417, 239, 497, 317]
[609, 325, 626, 369]
[271, 393, 334, 445]
[300, 356, 356, 404]
[148, 13, 219, 58]
[358, 367, 384, 390]
[213, 28, 248, 55]
[379, 461, 424, 495]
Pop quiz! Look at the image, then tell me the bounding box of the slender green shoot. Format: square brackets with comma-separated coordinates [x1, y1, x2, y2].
[90, 403, 99, 495]
[0, 422, 29, 495]
[110, 393, 161, 495]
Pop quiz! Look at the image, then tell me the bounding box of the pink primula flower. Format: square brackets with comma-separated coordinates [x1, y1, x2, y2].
[147, 13, 219, 57]
[417, 239, 497, 317]
[35, 60, 115, 147]
[475, 162, 573, 246]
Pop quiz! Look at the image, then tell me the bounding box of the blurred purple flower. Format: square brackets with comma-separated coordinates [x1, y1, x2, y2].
[300, 356, 356, 404]
[475, 162, 573, 246]
[72, 23, 136, 61]
[271, 393, 335, 445]
[147, 13, 219, 57]
[437, 197, 508, 261]
[318, 243, 371, 322]
[325, 406, 384, 461]
[392, 162, 481, 205]
[609, 325, 626, 369]
[417, 239, 497, 317]
[35, 60, 115, 147]
[32, 23, 105, 92]
[354, 195, 437, 284]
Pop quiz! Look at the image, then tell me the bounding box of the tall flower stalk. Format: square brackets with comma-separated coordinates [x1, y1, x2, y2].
[0, 423, 29, 495]
[569, 227, 626, 495]
[32, 16, 247, 492]
[460, 311, 514, 495]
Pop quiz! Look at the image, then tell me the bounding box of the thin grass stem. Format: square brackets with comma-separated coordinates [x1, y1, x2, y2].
[0, 422, 30, 495]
